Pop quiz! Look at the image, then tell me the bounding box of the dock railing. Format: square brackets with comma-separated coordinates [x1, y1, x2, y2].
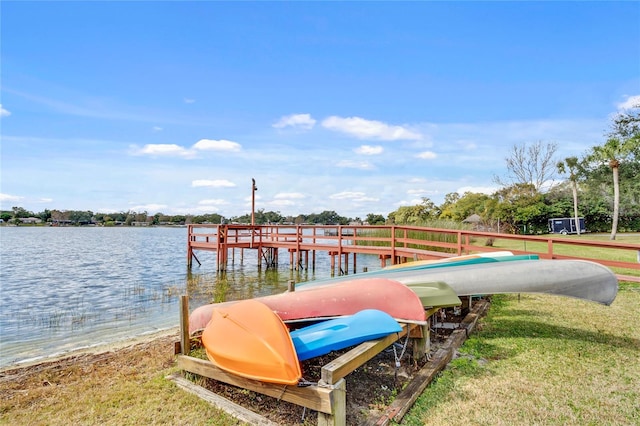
[187, 224, 640, 280]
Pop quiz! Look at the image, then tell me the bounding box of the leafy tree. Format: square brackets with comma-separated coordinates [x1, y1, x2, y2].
[438, 192, 461, 219]
[493, 184, 547, 234]
[69, 210, 93, 224]
[12, 206, 32, 219]
[171, 215, 186, 225]
[388, 198, 440, 225]
[135, 211, 149, 224]
[439, 192, 493, 222]
[556, 156, 582, 235]
[365, 213, 386, 225]
[494, 141, 558, 195]
[38, 209, 52, 223]
[125, 212, 135, 226]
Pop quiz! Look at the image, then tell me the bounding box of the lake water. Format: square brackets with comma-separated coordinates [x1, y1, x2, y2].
[0, 226, 382, 367]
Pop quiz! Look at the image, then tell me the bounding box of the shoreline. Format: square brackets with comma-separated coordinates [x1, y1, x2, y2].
[0, 326, 180, 373]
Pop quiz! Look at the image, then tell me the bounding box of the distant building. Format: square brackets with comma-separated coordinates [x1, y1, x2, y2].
[19, 217, 42, 224]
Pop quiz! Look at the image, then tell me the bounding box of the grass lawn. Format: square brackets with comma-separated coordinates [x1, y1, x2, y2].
[401, 283, 640, 425]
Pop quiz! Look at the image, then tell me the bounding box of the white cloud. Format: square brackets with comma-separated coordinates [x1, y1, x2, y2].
[322, 116, 422, 141]
[274, 192, 306, 199]
[456, 186, 498, 195]
[336, 160, 374, 170]
[407, 177, 427, 184]
[152, 126, 163, 132]
[268, 199, 296, 207]
[400, 198, 428, 206]
[175, 204, 221, 214]
[0, 104, 11, 117]
[272, 113, 316, 130]
[617, 94, 640, 110]
[415, 151, 438, 160]
[355, 145, 383, 155]
[135, 143, 192, 157]
[184, 98, 196, 104]
[191, 179, 236, 188]
[192, 139, 241, 152]
[198, 199, 229, 205]
[329, 191, 379, 202]
[129, 203, 168, 212]
[0, 193, 23, 202]
[243, 194, 262, 202]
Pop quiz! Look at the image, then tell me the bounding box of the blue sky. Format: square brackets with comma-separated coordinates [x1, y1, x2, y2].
[1, 2, 639, 219]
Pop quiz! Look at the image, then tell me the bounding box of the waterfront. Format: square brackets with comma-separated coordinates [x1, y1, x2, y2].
[0, 226, 382, 367]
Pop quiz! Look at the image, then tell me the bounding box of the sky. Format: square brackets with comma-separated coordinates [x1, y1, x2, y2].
[1, 2, 639, 219]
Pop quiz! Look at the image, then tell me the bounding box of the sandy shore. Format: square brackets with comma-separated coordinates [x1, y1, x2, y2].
[0, 326, 180, 373]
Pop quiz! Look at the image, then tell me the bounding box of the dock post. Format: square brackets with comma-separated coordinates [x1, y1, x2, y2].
[180, 295, 190, 355]
[289, 249, 295, 270]
[329, 251, 337, 276]
[257, 249, 262, 270]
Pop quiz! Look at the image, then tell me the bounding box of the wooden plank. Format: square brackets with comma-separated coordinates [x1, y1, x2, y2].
[166, 373, 280, 425]
[177, 355, 334, 414]
[320, 324, 415, 385]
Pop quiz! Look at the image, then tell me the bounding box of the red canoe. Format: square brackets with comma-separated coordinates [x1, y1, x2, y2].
[201, 299, 302, 385]
[190, 277, 426, 334]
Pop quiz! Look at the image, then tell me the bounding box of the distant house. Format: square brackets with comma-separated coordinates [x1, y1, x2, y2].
[19, 217, 42, 224]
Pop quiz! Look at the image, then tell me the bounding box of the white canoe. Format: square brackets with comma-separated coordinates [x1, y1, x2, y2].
[385, 259, 618, 306]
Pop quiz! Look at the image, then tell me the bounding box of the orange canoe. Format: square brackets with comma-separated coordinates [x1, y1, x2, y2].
[201, 299, 302, 385]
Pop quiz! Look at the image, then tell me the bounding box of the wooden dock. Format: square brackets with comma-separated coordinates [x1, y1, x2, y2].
[187, 224, 640, 280]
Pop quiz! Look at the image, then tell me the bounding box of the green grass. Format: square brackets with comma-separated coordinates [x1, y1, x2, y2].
[485, 234, 640, 278]
[401, 285, 640, 425]
[487, 234, 639, 260]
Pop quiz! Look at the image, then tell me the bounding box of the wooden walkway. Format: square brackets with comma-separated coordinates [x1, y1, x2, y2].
[187, 224, 640, 281]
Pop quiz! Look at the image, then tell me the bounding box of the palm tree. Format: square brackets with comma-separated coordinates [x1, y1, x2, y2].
[556, 156, 581, 235]
[588, 138, 633, 240]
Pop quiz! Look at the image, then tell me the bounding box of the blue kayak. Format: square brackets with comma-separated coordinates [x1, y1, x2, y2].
[290, 309, 402, 361]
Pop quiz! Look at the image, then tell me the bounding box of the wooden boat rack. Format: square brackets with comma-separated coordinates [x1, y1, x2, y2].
[171, 295, 489, 425]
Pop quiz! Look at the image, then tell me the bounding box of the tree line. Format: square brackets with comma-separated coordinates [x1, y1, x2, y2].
[3, 106, 638, 238]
